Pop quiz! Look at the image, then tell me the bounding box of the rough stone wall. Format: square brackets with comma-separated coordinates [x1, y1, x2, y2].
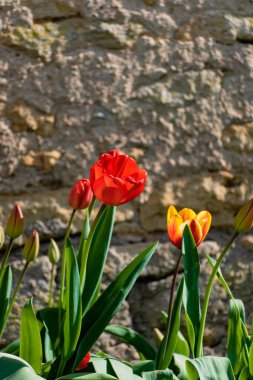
[1, 0, 253, 358]
[1, 0, 253, 236]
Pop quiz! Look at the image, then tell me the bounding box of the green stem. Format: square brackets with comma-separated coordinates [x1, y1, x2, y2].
[79, 203, 106, 292]
[0, 239, 14, 284]
[195, 231, 239, 357]
[59, 209, 76, 309]
[48, 264, 55, 307]
[157, 251, 182, 369]
[0, 261, 29, 338]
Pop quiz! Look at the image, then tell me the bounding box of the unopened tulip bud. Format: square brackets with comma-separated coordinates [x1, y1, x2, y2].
[68, 178, 93, 210]
[48, 239, 60, 265]
[234, 199, 253, 233]
[23, 230, 39, 262]
[0, 225, 4, 249]
[6, 204, 24, 239]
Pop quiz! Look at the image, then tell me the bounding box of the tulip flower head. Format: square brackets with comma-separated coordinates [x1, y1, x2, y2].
[48, 239, 60, 265]
[0, 225, 4, 249]
[6, 203, 24, 239]
[69, 178, 93, 210]
[90, 149, 147, 206]
[23, 230, 40, 263]
[234, 198, 253, 233]
[167, 206, 212, 249]
[76, 352, 91, 371]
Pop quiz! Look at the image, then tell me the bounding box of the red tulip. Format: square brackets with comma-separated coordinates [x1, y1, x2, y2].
[90, 149, 147, 206]
[76, 352, 91, 371]
[167, 206, 212, 249]
[69, 179, 93, 210]
[6, 203, 24, 239]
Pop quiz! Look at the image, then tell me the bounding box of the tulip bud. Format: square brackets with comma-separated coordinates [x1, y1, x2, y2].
[48, 239, 60, 265]
[68, 178, 93, 210]
[234, 199, 253, 233]
[23, 230, 39, 262]
[6, 204, 24, 239]
[0, 225, 4, 249]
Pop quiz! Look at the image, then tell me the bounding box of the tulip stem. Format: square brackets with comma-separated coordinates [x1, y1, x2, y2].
[80, 203, 106, 292]
[0, 261, 29, 338]
[48, 263, 55, 307]
[58, 209, 76, 318]
[195, 231, 239, 357]
[0, 238, 14, 285]
[157, 251, 182, 369]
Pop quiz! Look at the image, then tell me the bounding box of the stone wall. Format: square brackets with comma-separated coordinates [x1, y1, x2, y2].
[1, 0, 253, 236]
[1, 0, 253, 358]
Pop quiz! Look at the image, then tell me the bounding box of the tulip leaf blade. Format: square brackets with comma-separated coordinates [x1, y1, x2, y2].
[105, 325, 156, 360]
[63, 238, 82, 361]
[72, 241, 158, 371]
[155, 278, 184, 369]
[185, 356, 235, 380]
[182, 225, 201, 356]
[142, 369, 176, 380]
[20, 298, 42, 374]
[82, 206, 115, 314]
[0, 265, 12, 336]
[0, 353, 44, 380]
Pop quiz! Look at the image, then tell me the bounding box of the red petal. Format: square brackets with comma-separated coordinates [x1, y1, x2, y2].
[168, 214, 183, 249]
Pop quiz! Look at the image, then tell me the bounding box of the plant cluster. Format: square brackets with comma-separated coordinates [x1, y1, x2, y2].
[0, 149, 252, 380]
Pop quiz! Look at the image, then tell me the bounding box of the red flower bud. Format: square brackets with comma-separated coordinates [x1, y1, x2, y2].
[76, 352, 91, 371]
[234, 198, 253, 233]
[69, 179, 93, 210]
[6, 204, 24, 239]
[90, 149, 147, 206]
[23, 230, 40, 262]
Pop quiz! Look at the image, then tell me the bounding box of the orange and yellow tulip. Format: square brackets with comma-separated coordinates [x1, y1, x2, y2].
[167, 206, 212, 249]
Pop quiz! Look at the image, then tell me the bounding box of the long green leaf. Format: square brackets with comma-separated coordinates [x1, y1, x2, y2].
[186, 356, 235, 380]
[227, 299, 247, 375]
[172, 354, 188, 380]
[249, 342, 253, 376]
[73, 241, 158, 370]
[182, 225, 201, 357]
[58, 374, 118, 380]
[63, 239, 82, 360]
[142, 369, 175, 380]
[1, 338, 20, 355]
[132, 361, 155, 376]
[0, 265, 12, 334]
[109, 358, 134, 380]
[20, 299, 42, 374]
[155, 279, 184, 369]
[105, 325, 156, 360]
[37, 307, 60, 354]
[174, 332, 190, 357]
[0, 352, 44, 380]
[82, 206, 115, 314]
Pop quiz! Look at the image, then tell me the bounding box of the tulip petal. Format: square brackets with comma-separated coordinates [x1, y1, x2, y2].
[179, 208, 196, 222]
[167, 206, 178, 227]
[93, 174, 128, 206]
[189, 219, 203, 246]
[196, 211, 212, 241]
[168, 214, 183, 249]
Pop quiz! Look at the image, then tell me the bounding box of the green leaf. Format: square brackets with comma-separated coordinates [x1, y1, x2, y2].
[109, 358, 134, 380]
[238, 366, 251, 380]
[142, 369, 175, 380]
[73, 241, 158, 370]
[77, 211, 90, 269]
[172, 354, 188, 380]
[155, 279, 184, 370]
[0, 353, 44, 380]
[37, 307, 61, 354]
[105, 325, 156, 360]
[1, 338, 19, 355]
[182, 226, 201, 356]
[82, 206, 115, 314]
[249, 342, 253, 376]
[132, 361, 155, 376]
[227, 299, 247, 375]
[174, 332, 190, 357]
[186, 356, 235, 380]
[63, 239, 82, 360]
[57, 374, 119, 380]
[207, 256, 234, 299]
[20, 299, 42, 374]
[0, 266, 12, 335]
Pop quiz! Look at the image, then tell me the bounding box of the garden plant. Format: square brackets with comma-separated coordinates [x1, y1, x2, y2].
[0, 149, 252, 380]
